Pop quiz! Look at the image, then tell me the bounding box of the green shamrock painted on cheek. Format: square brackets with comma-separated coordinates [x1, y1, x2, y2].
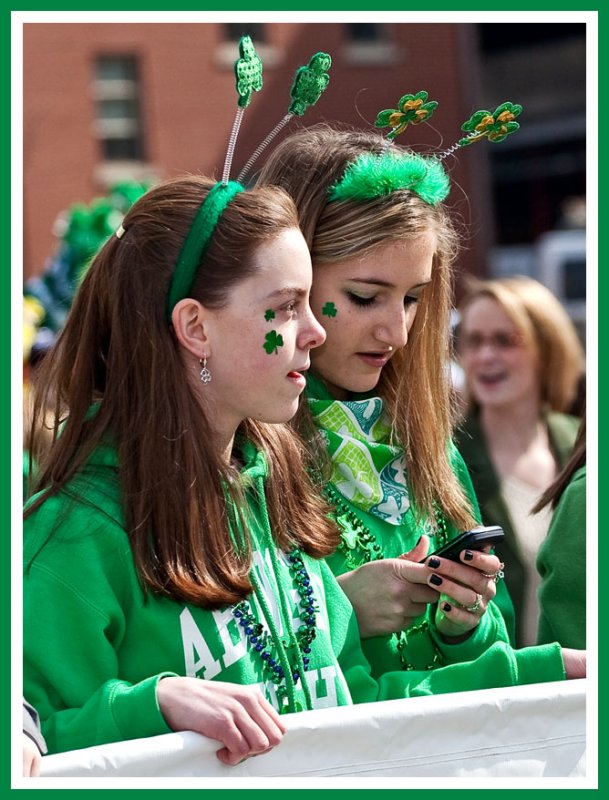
[322, 301, 337, 318]
[264, 309, 275, 321]
[263, 331, 284, 355]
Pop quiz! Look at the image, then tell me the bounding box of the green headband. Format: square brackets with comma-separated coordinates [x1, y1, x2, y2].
[165, 181, 244, 323]
[329, 150, 450, 207]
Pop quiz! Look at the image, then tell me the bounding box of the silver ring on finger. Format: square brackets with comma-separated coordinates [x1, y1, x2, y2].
[465, 592, 483, 613]
[482, 562, 505, 582]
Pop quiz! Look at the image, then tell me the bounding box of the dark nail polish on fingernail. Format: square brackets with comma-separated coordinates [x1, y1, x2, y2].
[443, 602, 452, 612]
[430, 574, 443, 586]
[427, 557, 441, 568]
[463, 550, 474, 561]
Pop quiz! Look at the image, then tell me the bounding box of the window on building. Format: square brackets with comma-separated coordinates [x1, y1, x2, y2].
[92, 55, 145, 161]
[225, 23, 265, 43]
[342, 22, 397, 65]
[346, 23, 384, 42]
[216, 23, 278, 69]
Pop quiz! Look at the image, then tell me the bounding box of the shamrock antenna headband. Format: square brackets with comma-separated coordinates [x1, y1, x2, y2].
[329, 93, 523, 207]
[237, 51, 332, 182]
[165, 36, 332, 323]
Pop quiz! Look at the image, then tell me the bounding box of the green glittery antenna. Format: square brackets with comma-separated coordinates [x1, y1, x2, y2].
[237, 51, 332, 182]
[220, 35, 264, 185]
[166, 36, 264, 321]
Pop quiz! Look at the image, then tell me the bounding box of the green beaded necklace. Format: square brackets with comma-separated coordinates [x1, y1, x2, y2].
[324, 482, 450, 671]
[229, 470, 319, 714]
[231, 548, 318, 712]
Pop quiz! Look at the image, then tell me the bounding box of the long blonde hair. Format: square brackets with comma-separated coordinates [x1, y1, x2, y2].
[257, 124, 476, 531]
[458, 275, 585, 413]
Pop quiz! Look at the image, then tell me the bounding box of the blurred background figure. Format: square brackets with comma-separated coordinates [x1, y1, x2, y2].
[534, 414, 586, 649]
[22, 181, 149, 499]
[454, 276, 585, 647]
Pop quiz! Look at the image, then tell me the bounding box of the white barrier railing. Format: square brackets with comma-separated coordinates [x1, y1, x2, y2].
[39, 680, 586, 781]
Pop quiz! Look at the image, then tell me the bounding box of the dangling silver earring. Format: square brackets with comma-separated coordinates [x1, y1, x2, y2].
[199, 357, 212, 384]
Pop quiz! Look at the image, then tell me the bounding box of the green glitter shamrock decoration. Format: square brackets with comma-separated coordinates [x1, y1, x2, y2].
[234, 35, 263, 108]
[322, 301, 337, 318]
[289, 52, 332, 117]
[375, 91, 438, 140]
[263, 330, 284, 354]
[458, 102, 522, 147]
[264, 309, 275, 321]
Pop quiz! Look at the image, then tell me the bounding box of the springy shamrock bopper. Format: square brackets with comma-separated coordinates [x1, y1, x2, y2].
[375, 91, 438, 141]
[237, 51, 332, 182]
[435, 100, 523, 161]
[221, 36, 264, 185]
[329, 92, 523, 208]
[289, 52, 331, 116]
[457, 101, 522, 147]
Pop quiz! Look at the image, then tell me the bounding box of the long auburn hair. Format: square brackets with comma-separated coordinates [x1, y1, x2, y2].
[257, 124, 475, 531]
[25, 175, 339, 607]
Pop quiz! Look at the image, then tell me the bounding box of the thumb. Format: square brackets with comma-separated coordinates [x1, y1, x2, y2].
[399, 534, 430, 562]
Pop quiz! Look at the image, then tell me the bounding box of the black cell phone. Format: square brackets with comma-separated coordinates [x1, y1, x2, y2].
[420, 525, 504, 563]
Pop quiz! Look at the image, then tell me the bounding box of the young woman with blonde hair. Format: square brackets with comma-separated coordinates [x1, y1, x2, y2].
[256, 124, 533, 674]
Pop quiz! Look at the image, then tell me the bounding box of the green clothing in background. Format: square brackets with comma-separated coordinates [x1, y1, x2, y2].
[24, 439, 565, 756]
[455, 410, 579, 646]
[536, 466, 586, 649]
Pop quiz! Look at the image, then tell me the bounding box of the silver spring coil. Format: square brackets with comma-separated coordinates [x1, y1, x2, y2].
[222, 106, 246, 185]
[237, 114, 293, 183]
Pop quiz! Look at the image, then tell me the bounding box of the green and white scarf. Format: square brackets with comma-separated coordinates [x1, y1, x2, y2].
[306, 374, 411, 526]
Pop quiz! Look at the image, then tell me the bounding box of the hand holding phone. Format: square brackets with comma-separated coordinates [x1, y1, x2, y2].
[420, 525, 504, 564]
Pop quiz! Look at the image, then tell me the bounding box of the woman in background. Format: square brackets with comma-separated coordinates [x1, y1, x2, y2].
[455, 276, 584, 646]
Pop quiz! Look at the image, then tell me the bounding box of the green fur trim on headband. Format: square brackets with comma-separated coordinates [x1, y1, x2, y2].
[166, 181, 244, 323]
[328, 151, 450, 207]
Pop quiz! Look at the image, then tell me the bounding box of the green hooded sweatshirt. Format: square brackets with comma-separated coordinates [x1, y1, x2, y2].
[24, 439, 565, 756]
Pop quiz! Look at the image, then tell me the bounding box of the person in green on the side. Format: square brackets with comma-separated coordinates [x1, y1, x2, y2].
[534, 415, 586, 649]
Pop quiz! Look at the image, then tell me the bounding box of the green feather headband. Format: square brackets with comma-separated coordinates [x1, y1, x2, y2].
[329, 151, 450, 207]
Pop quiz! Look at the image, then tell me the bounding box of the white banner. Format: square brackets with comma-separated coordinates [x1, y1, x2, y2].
[40, 680, 586, 780]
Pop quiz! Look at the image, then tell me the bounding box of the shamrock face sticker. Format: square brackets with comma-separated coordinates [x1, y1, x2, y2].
[264, 309, 276, 321]
[322, 301, 337, 318]
[263, 330, 284, 355]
